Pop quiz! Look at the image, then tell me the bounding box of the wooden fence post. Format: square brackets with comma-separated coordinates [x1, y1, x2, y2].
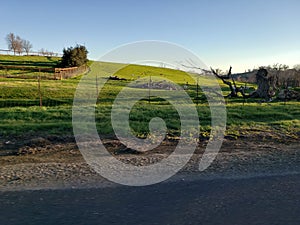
[96, 74, 99, 98]
[148, 75, 151, 104]
[196, 77, 199, 106]
[38, 69, 43, 108]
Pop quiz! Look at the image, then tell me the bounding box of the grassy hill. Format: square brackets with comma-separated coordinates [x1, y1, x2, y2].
[0, 55, 61, 67]
[0, 55, 299, 142]
[0, 55, 61, 79]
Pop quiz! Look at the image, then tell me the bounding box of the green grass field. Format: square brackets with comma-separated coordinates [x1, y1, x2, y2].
[0, 55, 299, 141]
[0, 55, 60, 67]
[0, 55, 61, 79]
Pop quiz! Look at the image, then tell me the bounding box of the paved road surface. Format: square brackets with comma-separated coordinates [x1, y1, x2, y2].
[1, 173, 300, 225]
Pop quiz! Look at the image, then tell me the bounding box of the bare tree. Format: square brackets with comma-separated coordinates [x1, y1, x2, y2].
[39, 48, 51, 56]
[180, 59, 296, 101]
[6, 33, 15, 53]
[15, 36, 23, 55]
[270, 63, 289, 71]
[39, 48, 45, 56]
[6, 33, 17, 55]
[22, 40, 32, 55]
[212, 67, 277, 100]
[6, 33, 24, 55]
[211, 66, 247, 98]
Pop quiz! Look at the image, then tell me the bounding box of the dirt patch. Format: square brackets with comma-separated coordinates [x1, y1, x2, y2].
[0, 132, 299, 191]
[0, 131, 299, 165]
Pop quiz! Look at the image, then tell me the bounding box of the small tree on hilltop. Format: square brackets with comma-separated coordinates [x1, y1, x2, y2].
[22, 40, 32, 55]
[61, 45, 88, 68]
[6, 33, 23, 55]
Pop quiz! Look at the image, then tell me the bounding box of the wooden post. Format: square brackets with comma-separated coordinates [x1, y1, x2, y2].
[243, 82, 247, 106]
[196, 77, 199, 106]
[96, 74, 99, 98]
[38, 69, 42, 108]
[148, 75, 151, 104]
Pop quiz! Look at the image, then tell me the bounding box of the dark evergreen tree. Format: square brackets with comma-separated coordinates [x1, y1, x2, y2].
[61, 45, 88, 67]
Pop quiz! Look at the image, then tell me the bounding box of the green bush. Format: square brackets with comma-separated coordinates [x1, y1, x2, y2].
[60, 45, 88, 68]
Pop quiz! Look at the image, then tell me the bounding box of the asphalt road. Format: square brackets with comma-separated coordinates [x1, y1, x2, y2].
[1, 173, 300, 225]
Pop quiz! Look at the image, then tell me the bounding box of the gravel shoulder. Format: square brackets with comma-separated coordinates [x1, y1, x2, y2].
[0, 135, 299, 191]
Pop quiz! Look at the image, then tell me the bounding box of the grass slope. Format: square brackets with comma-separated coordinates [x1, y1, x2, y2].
[0, 55, 60, 67]
[0, 55, 61, 78]
[0, 56, 299, 141]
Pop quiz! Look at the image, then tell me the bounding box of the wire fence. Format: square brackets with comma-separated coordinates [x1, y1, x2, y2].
[0, 49, 62, 57]
[0, 98, 74, 108]
[0, 74, 205, 109]
[0, 65, 90, 108]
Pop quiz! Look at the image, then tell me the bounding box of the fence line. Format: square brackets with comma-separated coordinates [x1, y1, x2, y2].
[0, 98, 75, 108]
[0, 65, 89, 80]
[0, 49, 62, 57]
[54, 66, 89, 79]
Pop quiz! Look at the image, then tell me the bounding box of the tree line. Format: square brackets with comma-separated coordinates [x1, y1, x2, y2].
[6, 33, 32, 55]
[4, 32, 58, 56]
[4, 33, 88, 68]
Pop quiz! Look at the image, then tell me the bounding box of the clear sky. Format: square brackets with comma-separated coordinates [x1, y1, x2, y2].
[1, 0, 299, 72]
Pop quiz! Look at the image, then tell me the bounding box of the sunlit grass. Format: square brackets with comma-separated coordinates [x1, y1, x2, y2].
[0, 57, 299, 139]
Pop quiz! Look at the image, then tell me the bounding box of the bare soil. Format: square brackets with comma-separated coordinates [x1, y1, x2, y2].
[0, 131, 299, 191]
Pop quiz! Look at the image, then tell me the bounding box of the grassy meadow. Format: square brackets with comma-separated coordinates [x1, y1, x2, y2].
[0, 55, 61, 79]
[0, 55, 299, 141]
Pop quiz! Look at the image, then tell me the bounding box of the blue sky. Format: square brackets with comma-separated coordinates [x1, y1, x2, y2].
[1, 0, 299, 72]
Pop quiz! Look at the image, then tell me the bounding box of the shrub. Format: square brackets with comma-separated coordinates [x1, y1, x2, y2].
[60, 45, 88, 68]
